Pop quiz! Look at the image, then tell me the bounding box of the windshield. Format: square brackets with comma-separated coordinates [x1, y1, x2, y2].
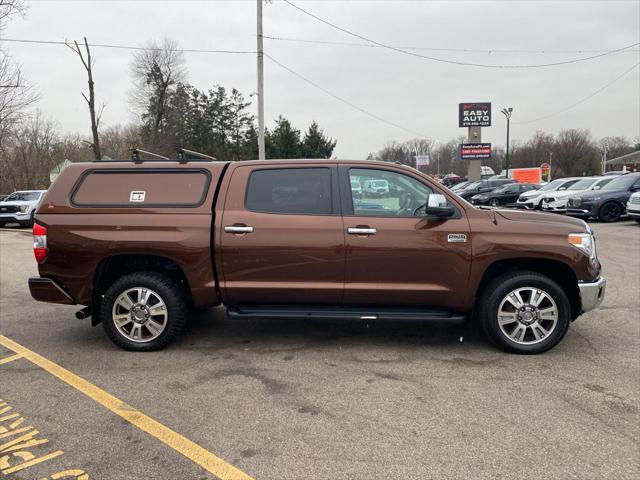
[538, 179, 565, 192]
[602, 174, 639, 191]
[5, 192, 41, 201]
[568, 179, 597, 190]
[463, 181, 481, 191]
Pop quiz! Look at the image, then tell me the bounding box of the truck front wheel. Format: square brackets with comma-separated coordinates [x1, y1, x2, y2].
[101, 272, 187, 351]
[479, 271, 571, 354]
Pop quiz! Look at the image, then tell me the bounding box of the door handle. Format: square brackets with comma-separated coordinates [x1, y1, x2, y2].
[347, 227, 377, 235]
[224, 225, 254, 234]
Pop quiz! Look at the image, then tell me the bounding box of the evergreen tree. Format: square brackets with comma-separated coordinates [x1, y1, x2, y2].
[302, 121, 336, 158]
[266, 116, 301, 159]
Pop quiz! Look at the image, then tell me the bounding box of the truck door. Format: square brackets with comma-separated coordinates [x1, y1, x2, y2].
[219, 164, 345, 305]
[340, 166, 471, 309]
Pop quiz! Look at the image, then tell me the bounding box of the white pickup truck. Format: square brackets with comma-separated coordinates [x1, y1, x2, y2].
[0, 190, 47, 228]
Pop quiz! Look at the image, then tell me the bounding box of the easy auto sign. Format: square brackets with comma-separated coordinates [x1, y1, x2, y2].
[459, 143, 492, 160]
[459, 102, 491, 127]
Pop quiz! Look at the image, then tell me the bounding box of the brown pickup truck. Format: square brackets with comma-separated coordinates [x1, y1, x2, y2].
[29, 158, 606, 354]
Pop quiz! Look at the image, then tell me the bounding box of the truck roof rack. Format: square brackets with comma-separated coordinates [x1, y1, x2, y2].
[176, 148, 217, 162]
[130, 148, 170, 163]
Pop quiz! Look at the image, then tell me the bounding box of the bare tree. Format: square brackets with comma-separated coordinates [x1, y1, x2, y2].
[0, 0, 27, 25]
[0, 0, 38, 144]
[65, 37, 103, 160]
[129, 37, 186, 149]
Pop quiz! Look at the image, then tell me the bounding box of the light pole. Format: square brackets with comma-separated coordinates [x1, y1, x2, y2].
[501, 107, 513, 178]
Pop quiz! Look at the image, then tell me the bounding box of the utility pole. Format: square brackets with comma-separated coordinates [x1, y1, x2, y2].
[549, 151, 553, 181]
[257, 0, 266, 160]
[501, 107, 513, 178]
[602, 142, 608, 175]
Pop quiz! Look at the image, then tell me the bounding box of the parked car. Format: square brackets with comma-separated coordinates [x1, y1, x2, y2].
[0, 190, 47, 228]
[29, 158, 606, 354]
[457, 178, 516, 201]
[541, 177, 615, 214]
[363, 179, 389, 197]
[516, 177, 582, 210]
[567, 172, 640, 222]
[471, 183, 539, 207]
[441, 174, 463, 188]
[450, 181, 471, 192]
[626, 192, 640, 223]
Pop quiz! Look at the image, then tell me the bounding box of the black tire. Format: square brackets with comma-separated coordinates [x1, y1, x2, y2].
[598, 202, 622, 222]
[489, 198, 500, 207]
[19, 211, 35, 228]
[635, 219, 640, 224]
[101, 271, 187, 351]
[479, 271, 571, 354]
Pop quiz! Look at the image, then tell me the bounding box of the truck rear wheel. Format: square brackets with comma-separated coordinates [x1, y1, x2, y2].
[101, 272, 187, 351]
[479, 271, 571, 354]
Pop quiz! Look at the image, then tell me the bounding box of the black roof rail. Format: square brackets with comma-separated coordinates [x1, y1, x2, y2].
[176, 148, 217, 163]
[130, 148, 170, 163]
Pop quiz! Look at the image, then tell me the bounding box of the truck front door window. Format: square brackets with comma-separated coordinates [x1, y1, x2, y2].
[349, 168, 433, 216]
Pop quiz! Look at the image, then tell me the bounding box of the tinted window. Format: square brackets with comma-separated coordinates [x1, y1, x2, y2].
[72, 170, 209, 207]
[246, 168, 332, 215]
[602, 174, 640, 190]
[349, 168, 433, 217]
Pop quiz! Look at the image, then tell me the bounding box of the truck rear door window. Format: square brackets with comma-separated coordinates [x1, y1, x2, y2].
[246, 168, 332, 215]
[71, 169, 211, 208]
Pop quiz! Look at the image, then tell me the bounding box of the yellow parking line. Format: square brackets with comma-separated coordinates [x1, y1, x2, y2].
[0, 335, 254, 480]
[0, 353, 23, 365]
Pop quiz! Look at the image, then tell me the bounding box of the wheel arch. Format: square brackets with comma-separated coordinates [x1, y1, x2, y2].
[475, 258, 581, 320]
[91, 254, 192, 325]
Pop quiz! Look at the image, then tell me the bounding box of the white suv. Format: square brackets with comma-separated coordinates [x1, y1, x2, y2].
[627, 192, 640, 223]
[516, 178, 581, 210]
[0, 190, 47, 228]
[541, 177, 614, 214]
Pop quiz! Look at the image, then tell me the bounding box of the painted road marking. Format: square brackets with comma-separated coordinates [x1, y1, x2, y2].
[0, 398, 84, 477]
[0, 335, 254, 480]
[0, 353, 23, 366]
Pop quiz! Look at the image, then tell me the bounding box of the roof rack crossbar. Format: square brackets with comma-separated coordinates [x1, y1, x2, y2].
[177, 148, 217, 162]
[130, 148, 170, 163]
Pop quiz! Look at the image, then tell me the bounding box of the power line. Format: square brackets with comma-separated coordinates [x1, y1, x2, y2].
[282, 0, 640, 69]
[1, 38, 255, 54]
[265, 53, 428, 138]
[264, 35, 640, 55]
[514, 62, 640, 124]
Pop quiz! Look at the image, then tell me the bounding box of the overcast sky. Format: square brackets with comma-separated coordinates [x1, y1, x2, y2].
[3, 0, 639, 158]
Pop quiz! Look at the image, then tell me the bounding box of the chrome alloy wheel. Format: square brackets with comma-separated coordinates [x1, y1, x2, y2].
[111, 287, 168, 343]
[497, 287, 558, 345]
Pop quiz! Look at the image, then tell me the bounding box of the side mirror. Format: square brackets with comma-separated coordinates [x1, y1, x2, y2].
[425, 194, 455, 218]
[558, 187, 567, 190]
[593, 185, 601, 190]
[631, 185, 640, 192]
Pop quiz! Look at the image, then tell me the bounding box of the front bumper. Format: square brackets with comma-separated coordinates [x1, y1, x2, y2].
[29, 277, 77, 305]
[578, 277, 606, 313]
[0, 212, 30, 222]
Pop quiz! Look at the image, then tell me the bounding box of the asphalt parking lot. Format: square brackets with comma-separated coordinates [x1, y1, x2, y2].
[0, 221, 638, 480]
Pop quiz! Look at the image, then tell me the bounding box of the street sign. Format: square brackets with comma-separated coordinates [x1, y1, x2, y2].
[414, 154, 429, 166]
[459, 143, 491, 160]
[540, 162, 550, 173]
[459, 102, 491, 127]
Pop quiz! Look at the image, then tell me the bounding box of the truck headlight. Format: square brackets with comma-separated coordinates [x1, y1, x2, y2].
[568, 232, 597, 265]
[19, 205, 29, 214]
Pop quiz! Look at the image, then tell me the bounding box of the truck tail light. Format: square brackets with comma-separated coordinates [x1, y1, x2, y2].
[33, 222, 48, 264]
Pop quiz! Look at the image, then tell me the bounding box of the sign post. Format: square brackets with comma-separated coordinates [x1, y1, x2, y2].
[459, 102, 491, 181]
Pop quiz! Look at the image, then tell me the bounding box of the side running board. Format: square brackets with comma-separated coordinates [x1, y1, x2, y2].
[227, 306, 466, 323]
